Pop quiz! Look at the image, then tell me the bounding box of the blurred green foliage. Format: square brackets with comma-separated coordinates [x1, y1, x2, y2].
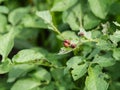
[0, 0, 120, 90]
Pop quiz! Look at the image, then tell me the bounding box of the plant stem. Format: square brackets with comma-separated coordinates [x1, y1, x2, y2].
[50, 23, 65, 40]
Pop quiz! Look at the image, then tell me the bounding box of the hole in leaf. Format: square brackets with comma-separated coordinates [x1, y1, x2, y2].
[70, 68, 73, 70]
[0, 55, 2, 61]
[78, 62, 84, 65]
[100, 50, 106, 55]
[74, 74, 78, 76]
[89, 57, 94, 61]
[102, 68, 108, 73]
[40, 80, 46, 83]
[86, 53, 91, 58]
[117, 41, 120, 48]
[70, 68, 73, 72]
[90, 63, 98, 67]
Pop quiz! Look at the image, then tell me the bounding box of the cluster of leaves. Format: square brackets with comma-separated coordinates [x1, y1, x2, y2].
[0, 0, 120, 90]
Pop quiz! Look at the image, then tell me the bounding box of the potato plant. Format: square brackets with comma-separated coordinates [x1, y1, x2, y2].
[0, 0, 120, 90]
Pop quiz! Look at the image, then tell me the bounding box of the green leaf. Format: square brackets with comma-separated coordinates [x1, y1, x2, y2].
[93, 54, 115, 67]
[109, 1, 120, 15]
[22, 14, 48, 28]
[91, 30, 102, 39]
[84, 13, 100, 29]
[82, 45, 92, 58]
[58, 47, 73, 55]
[8, 7, 29, 25]
[113, 48, 120, 61]
[12, 49, 45, 63]
[57, 31, 79, 42]
[46, 53, 61, 67]
[14, 28, 39, 49]
[71, 63, 88, 80]
[38, 82, 56, 90]
[0, 0, 4, 3]
[0, 14, 7, 33]
[51, 68, 75, 89]
[62, 3, 82, 31]
[66, 56, 88, 80]
[110, 30, 120, 45]
[88, 0, 110, 19]
[0, 28, 17, 61]
[85, 65, 109, 90]
[11, 78, 40, 90]
[31, 67, 51, 84]
[0, 78, 10, 90]
[106, 63, 120, 80]
[36, 10, 52, 24]
[110, 82, 120, 90]
[66, 56, 83, 69]
[0, 6, 9, 14]
[0, 58, 12, 74]
[36, 10, 61, 34]
[96, 39, 112, 50]
[51, 0, 78, 11]
[113, 21, 120, 27]
[87, 48, 100, 59]
[63, 10, 79, 30]
[7, 64, 35, 82]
